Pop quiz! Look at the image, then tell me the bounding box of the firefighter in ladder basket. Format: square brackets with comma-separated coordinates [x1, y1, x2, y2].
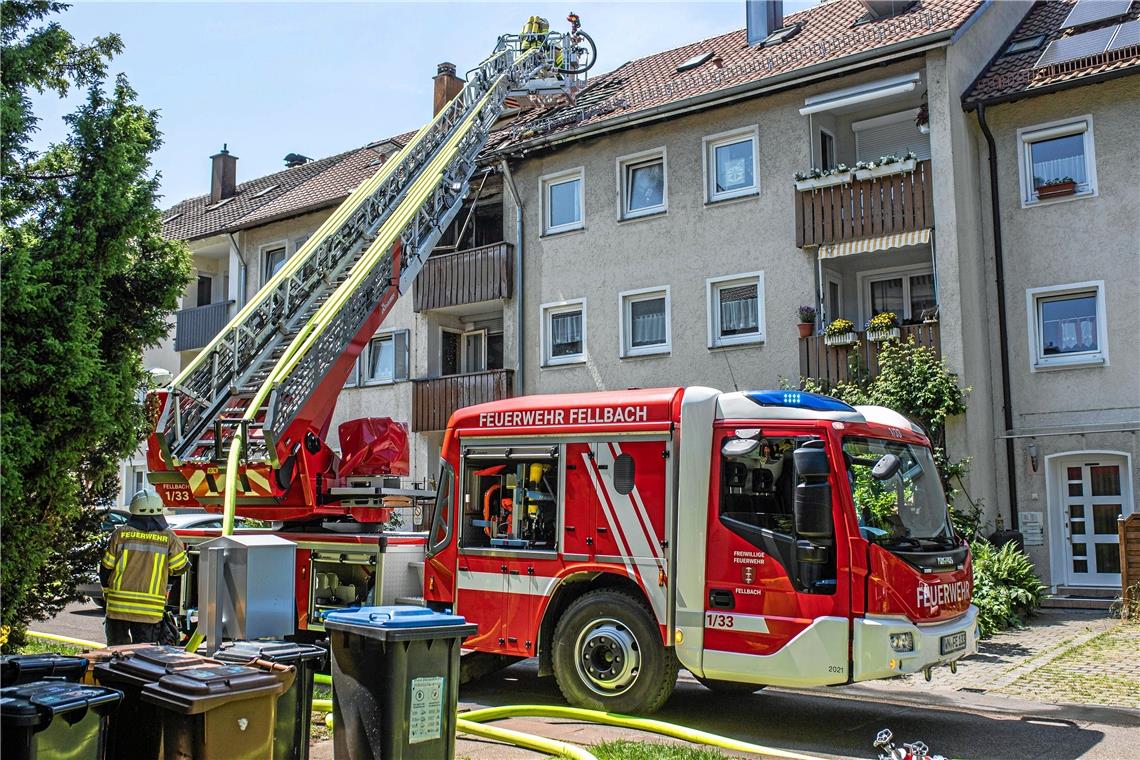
[99, 489, 188, 645]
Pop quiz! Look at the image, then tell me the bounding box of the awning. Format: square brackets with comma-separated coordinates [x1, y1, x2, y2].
[819, 228, 932, 259]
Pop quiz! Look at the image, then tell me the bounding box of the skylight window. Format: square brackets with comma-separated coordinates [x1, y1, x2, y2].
[204, 196, 236, 212]
[250, 184, 279, 199]
[676, 51, 713, 73]
[1004, 35, 1046, 55]
[761, 22, 803, 48]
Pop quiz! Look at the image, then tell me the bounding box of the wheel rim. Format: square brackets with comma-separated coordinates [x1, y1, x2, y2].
[574, 616, 641, 697]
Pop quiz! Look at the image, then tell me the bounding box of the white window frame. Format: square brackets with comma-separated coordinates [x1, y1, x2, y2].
[706, 272, 765, 348]
[619, 286, 671, 358]
[703, 126, 760, 203]
[540, 167, 585, 235]
[616, 147, 667, 220]
[541, 298, 587, 366]
[260, 241, 288, 284]
[857, 264, 936, 325]
[363, 329, 408, 386]
[1025, 280, 1108, 372]
[344, 356, 360, 388]
[1017, 115, 1097, 208]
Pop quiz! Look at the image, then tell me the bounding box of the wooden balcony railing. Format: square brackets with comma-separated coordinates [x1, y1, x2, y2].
[413, 242, 513, 312]
[798, 322, 941, 389]
[174, 300, 234, 352]
[411, 369, 514, 432]
[794, 160, 934, 248]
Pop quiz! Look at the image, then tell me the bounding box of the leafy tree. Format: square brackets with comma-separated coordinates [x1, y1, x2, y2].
[792, 338, 977, 536]
[1, 1, 191, 647]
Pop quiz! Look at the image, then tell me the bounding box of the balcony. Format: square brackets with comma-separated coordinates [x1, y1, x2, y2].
[413, 242, 513, 313]
[174, 300, 234, 352]
[798, 322, 941, 389]
[794, 160, 934, 249]
[411, 369, 514, 432]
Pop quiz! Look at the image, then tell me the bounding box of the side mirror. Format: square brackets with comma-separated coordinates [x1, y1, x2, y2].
[793, 447, 833, 539]
[872, 453, 901, 481]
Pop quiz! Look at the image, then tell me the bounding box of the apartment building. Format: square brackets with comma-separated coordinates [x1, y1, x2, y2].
[963, 0, 1140, 592]
[125, 0, 1135, 596]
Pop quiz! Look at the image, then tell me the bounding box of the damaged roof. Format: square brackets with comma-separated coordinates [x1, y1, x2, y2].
[490, 0, 986, 152]
[161, 130, 417, 242]
[963, 0, 1140, 107]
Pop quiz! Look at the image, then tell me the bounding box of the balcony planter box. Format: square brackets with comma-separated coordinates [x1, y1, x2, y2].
[824, 332, 857, 347]
[866, 327, 901, 342]
[854, 159, 916, 181]
[1035, 181, 1077, 200]
[794, 172, 852, 191]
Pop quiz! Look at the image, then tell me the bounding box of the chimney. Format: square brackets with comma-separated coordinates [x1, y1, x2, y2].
[283, 152, 312, 168]
[209, 144, 237, 204]
[432, 62, 465, 116]
[745, 0, 784, 46]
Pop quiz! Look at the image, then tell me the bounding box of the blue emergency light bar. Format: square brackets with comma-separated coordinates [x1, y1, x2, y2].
[746, 390, 856, 413]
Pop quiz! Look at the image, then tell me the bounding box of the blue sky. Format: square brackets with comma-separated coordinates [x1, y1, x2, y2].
[34, 1, 813, 207]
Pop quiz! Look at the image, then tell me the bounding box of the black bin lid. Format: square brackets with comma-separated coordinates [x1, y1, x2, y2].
[141, 665, 289, 715]
[1, 681, 122, 727]
[1, 653, 88, 687]
[213, 640, 326, 666]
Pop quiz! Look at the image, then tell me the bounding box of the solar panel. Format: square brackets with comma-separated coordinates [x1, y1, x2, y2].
[1063, 0, 1133, 30]
[1035, 25, 1117, 66]
[1108, 18, 1140, 49]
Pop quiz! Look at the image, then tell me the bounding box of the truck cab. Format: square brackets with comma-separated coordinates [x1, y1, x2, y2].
[424, 387, 978, 714]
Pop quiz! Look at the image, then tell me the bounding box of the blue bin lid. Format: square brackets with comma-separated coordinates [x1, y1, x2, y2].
[323, 605, 468, 629]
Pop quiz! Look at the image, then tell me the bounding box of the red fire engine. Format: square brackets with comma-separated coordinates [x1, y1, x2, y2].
[423, 387, 979, 714]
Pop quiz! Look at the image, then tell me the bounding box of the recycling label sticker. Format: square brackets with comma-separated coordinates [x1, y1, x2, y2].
[408, 676, 444, 744]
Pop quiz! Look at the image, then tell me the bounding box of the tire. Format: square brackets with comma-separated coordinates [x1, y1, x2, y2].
[551, 588, 678, 714]
[695, 676, 765, 695]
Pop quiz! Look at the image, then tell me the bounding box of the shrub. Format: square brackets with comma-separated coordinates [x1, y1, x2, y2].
[970, 539, 1045, 636]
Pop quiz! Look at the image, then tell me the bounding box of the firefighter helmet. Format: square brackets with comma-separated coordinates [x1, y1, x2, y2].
[129, 489, 164, 516]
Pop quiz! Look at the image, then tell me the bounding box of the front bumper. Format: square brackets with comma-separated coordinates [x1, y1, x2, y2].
[852, 605, 979, 682]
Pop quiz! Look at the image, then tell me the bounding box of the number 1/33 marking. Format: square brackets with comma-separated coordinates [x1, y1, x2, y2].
[706, 613, 734, 629]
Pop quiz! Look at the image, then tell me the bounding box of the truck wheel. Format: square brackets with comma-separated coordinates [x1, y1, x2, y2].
[551, 588, 677, 714]
[695, 676, 764, 695]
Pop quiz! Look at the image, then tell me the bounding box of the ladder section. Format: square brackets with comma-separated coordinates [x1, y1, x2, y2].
[247, 49, 543, 463]
[155, 50, 526, 465]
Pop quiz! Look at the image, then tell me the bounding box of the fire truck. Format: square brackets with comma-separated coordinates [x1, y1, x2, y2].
[423, 387, 979, 713]
[141, 18, 597, 636]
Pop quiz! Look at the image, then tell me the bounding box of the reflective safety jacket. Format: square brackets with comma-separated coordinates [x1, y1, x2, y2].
[100, 526, 188, 623]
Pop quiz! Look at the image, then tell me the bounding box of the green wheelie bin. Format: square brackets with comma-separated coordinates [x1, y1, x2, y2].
[324, 605, 477, 760]
[0, 680, 122, 760]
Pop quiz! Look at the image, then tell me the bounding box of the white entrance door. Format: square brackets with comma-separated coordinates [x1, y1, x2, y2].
[1059, 456, 1132, 587]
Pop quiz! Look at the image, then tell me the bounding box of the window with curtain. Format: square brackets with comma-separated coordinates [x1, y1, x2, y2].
[1019, 117, 1096, 205]
[705, 128, 758, 202]
[543, 301, 586, 365]
[866, 270, 936, 324]
[622, 289, 669, 356]
[708, 273, 764, 347]
[1026, 282, 1106, 370]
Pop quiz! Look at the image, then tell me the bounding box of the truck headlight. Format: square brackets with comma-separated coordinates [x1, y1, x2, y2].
[889, 632, 914, 653]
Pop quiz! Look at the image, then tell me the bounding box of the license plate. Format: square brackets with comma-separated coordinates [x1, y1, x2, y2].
[940, 631, 967, 655]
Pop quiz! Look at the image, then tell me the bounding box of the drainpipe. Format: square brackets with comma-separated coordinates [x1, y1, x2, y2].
[975, 103, 1018, 531]
[227, 232, 247, 308]
[498, 160, 524, 394]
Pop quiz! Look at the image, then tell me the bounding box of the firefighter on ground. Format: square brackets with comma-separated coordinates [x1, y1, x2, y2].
[99, 489, 188, 645]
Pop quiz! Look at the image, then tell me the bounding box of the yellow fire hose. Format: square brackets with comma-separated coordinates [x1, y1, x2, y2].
[26, 631, 104, 650]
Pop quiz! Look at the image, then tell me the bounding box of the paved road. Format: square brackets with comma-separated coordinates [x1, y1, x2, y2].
[41, 603, 1140, 759]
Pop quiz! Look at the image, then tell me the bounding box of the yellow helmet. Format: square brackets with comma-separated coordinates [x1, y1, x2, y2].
[129, 489, 164, 516]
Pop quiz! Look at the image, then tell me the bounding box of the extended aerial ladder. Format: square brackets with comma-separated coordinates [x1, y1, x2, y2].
[146, 16, 596, 525]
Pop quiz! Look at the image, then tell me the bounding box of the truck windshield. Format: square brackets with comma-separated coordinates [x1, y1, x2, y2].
[843, 437, 954, 548]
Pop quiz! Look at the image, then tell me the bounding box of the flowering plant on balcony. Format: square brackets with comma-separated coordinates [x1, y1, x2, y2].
[793, 163, 852, 190]
[865, 311, 901, 342]
[823, 317, 857, 346]
[854, 151, 918, 180]
[798, 305, 817, 324]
